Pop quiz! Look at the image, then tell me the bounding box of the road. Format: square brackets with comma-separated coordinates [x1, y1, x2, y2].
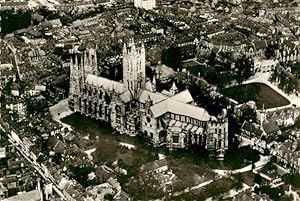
[0, 119, 74, 200]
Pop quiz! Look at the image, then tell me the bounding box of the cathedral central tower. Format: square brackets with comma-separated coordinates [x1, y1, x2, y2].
[122, 40, 146, 98]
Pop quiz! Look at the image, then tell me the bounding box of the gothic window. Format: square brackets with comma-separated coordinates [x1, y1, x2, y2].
[219, 129, 222, 134]
[92, 55, 95, 65]
[159, 130, 167, 140]
[215, 129, 217, 134]
[104, 92, 111, 105]
[77, 55, 81, 65]
[146, 116, 151, 123]
[219, 139, 222, 148]
[116, 105, 121, 113]
[173, 136, 179, 143]
[150, 132, 153, 139]
[99, 104, 102, 116]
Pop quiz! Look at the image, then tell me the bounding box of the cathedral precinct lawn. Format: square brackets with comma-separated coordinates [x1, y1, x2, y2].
[221, 83, 290, 109]
[61, 113, 158, 165]
[61, 114, 257, 170]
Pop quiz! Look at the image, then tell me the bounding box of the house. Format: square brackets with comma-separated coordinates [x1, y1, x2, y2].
[107, 177, 121, 192]
[49, 137, 65, 155]
[232, 189, 271, 201]
[28, 48, 46, 63]
[0, 182, 8, 199]
[289, 129, 300, 143]
[274, 141, 300, 173]
[239, 122, 267, 153]
[0, 148, 6, 159]
[40, 19, 62, 29]
[0, 2, 29, 10]
[2, 190, 42, 201]
[240, 121, 264, 139]
[253, 58, 278, 73]
[257, 107, 300, 127]
[276, 40, 300, 63]
[262, 120, 281, 136]
[140, 159, 176, 192]
[140, 159, 168, 174]
[0, 67, 16, 86]
[32, 13, 44, 23]
[6, 103, 26, 115]
[252, 40, 268, 58]
[234, 101, 257, 118]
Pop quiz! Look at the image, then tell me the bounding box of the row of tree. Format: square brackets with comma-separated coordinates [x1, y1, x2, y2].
[270, 67, 298, 95]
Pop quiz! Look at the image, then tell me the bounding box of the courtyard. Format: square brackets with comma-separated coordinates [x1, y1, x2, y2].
[221, 82, 290, 110]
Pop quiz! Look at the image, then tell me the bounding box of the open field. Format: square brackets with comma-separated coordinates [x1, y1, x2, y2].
[221, 83, 290, 109]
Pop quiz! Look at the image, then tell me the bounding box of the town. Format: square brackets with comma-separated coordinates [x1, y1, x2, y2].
[1, 0, 300, 200]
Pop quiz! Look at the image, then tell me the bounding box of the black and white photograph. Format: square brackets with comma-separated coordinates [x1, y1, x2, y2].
[1, 0, 300, 200]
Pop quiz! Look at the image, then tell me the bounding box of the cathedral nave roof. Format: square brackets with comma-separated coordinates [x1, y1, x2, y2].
[86, 74, 124, 94]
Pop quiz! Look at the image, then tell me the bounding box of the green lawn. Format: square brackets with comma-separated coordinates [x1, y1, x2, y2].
[224, 146, 260, 169]
[221, 83, 290, 109]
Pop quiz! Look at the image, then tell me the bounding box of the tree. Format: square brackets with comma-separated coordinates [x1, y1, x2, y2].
[255, 186, 284, 201]
[1, 10, 32, 35]
[206, 181, 225, 199]
[233, 173, 244, 190]
[161, 45, 181, 70]
[69, 165, 98, 188]
[270, 71, 278, 83]
[235, 56, 254, 84]
[104, 193, 114, 201]
[254, 174, 263, 185]
[126, 173, 165, 200]
[283, 173, 300, 188]
[265, 44, 278, 59]
[241, 107, 257, 122]
[208, 52, 216, 65]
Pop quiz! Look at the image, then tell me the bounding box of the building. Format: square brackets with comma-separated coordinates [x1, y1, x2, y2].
[134, 0, 156, 10]
[68, 40, 228, 158]
[2, 189, 41, 201]
[253, 58, 278, 73]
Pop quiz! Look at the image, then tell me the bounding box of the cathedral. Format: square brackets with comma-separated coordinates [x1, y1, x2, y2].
[68, 40, 229, 158]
